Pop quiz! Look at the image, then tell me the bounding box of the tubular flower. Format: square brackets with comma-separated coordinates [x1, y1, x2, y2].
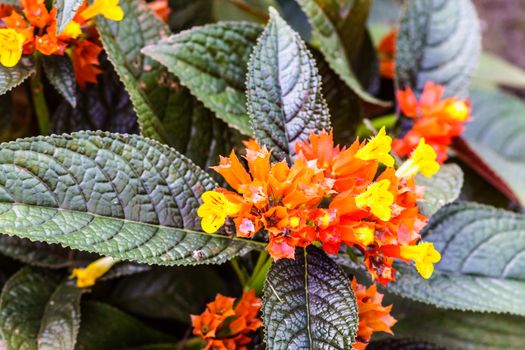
[199, 129, 440, 284]
[80, 0, 124, 21]
[0, 28, 25, 67]
[352, 278, 397, 350]
[393, 81, 471, 163]
[399, 242, 441, 279]
[191, 290, 262, 350]
[71, 256, 117, 288]
[377, 29, 396, 79]
[395, 138, 439, 178]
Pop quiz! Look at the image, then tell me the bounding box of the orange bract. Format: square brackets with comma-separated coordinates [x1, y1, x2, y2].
[191, 290, 262, 350]
[378, 29, 396, 79]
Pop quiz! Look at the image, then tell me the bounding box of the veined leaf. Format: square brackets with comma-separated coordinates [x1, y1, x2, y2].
[0, 61, 34, 96]
[262, 247, 358, 349]
[396, 0, 481, 98]
[54, 0, 84, 34]
[75, 302, 175, 349]
[142, 21, 263, 135]
[0, 132, 254, 265]
[43, 55, 77, 107]
[296, 0, 388, 107]
[368, 339, 444, 350]
[247, 8, 331, 162]
[0, 268, 82, 350]
[458, 88, 525, 206]
[387, 202, 525, 315]
[416, 163, 463, 217]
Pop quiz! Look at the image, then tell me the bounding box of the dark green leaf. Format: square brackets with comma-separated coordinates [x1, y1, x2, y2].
[263, 246, 358, 349]
[54, 0, 84, 34]
[0, 236, 76, 268]
[416, 163, 463, 217]
[143, 21, 263, 135]
[168, 0, 213, 33]
[396, 0, 481, 98]
[75, 302, 175, 350]
[368, 339, 444, 350]
[0, 60, 34, 96]
[43, 55, 77, 107]
[247, 8, 331, 162]
[108, 267, 228, 322]
[0, 131, 254, 265]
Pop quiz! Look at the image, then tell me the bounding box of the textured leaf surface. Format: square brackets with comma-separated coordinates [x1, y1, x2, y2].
[262, 247, 358, 349]
[0, 61, 34, 96]
[143, 22, 262, 135]
[109, 267, 227, 322]
[396, 0, 481, 98]
[43, 55, 77, 107]
[55, 0, 84, 34]
[460, 88, 525, 205]
[75, 302, 175, 350]
[296, 0, 387, 107]
[395, 309, 525, 350]
[247, 9, 331, 162]
[0, 132, 253, 265]
[416, 163, 463, 217]
[387, 202, 525, 315]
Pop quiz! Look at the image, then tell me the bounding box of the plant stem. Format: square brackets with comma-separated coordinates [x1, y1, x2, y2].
[246, 251, 272, 294]
[230, 258, 248, 286]
[30, 56, 50, 134]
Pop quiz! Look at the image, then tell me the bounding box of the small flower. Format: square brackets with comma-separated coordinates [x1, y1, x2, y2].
[198, 191, 240, 233]
[0, 28, 25, 67]
[378, 29, 396, 80]
[71, 256, 116, 288]
[443, 100, 469, 122]
[80, 0, 124, 22]
[354, 225, 375, 246]
[396, 138, 439, 178]
[355, 179, 394, 221]
[61, 20, 82, 39]
[355, 127, 395, 167]
[399, 242, 441, 279]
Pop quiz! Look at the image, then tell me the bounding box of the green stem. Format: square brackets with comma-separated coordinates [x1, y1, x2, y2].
[30, 56, 50, 134]
[246, 251, 272, 294]
[230, 258, 248, 286]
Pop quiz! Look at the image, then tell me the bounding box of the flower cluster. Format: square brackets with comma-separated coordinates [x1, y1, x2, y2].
[378, 29, 396, 79]
[198, 129, 441, 285]
[0, 0, 123, 86]
[352, 278, 396, 350]
[394, 82, 471, 163]
[191, 290, 262, 350]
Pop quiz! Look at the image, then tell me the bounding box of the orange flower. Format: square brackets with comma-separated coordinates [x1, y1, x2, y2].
[20, 0, 53, 28]
[378, 29, 396, 79]
[352, 278, 397, 350]
[148, 0, 171, 23]
[71, 39, 103, 88]
[191, 290, 262, 350]
[0, 4, 14, 18]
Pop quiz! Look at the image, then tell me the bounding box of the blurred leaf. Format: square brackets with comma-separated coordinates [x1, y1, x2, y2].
[0, 60, 34, 96]
[416, 163, 463, 217]
[368, 339, 444, 350]
[0, 132, 254, 266]
[263, 247, 358, 349]
[0, 268, 82, 350]
[75, 302, 175, 350]
[396, 0, 481, 98]
[368, 0, 402, 27]
[247, 9, 331, 162]
[474, 53, 525, 89]
[43, 55, 77, 107]
[143, 21, 262, 135]
[168, 0, 213, 33]
[0, 236, 77, 268]
[108, 267, 227, 322]
[55, 0, 84, 34]
[296, 0, 388, 107]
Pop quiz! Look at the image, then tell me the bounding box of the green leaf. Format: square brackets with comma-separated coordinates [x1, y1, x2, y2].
[0, 0, 19, 6]
[0, 61, 34, 96]
[368, 339, 444, 350]
[168, 0, 213, 33]
[262, 246, 358, 349]
[387, 202, 525, 315]
[54, 0, 84, 34]
[247, 8, 331, 162]
[396, 0, 481, 98]
[0, 268, 82, 350]
[296, 0, 388, 107]
[108, 267, 228, 322]
[43, 55, 77, 107]
[0, 236, 75, 268]
[474, 53, 525, 89]
[416, 163, 463, 217]
[394, 308, 525, 350]
[75, 302, 175, 350]
[0, 131, 254, 265]
[142, 21, 263, 135]
[460, 88, 525, 206]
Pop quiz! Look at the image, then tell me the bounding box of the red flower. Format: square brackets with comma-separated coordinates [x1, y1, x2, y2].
[71, 39, 103, 88]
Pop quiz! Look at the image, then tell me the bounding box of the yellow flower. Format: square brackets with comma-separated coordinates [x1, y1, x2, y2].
[0, 28, 25, 68]
[444, 100, 469, 122]
[197, 191, 240, 233]
[399, 242, 441, 279]
[81, 0, 124, 21]
[355, 179, 394, 221]
[396, 138, 439, 178]
[355, 127, 395, 167]
[289, 216, 300, 228]
[62, 20, 82, 39]
[71, 256, 117, 288]
[355, 226, 374, 246]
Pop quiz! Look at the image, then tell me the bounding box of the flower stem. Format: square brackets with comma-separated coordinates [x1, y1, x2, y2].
[230, 258, 249, 286]
[30, 56, 50, 134]
[246, 250, 272, 294]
